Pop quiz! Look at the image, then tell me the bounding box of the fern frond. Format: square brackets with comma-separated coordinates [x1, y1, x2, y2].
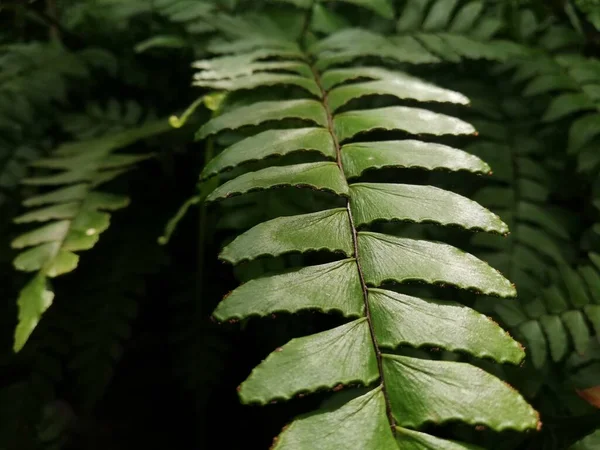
[11, 121, 171, 352]
[496, 261, 600, 370]
[194, 18, 539, 447]
[60, 99, 156, 141]
[512, 53, 600, 163]
[394, 0, 528, 62]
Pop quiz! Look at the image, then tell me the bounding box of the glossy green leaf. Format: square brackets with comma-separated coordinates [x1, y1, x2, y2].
[239, 319, 378, 403]
[273, 388, 396, 450]
[334, 106, 476, 142]
[369, 288, 523, 363]
[206, 162, 349, 202]
[219, 208, 353, 263]
[321, 66, 402, 90]
[201, 128, 335, 179]
[358, 232, 516, 297]
[327, 76, 469, 112]
[193, 73, 320, 97]
[196, 100, 328, 139]
[383, 355, 540, 430]
[341, 140, 490, 178]
[214, 259, 363, 319]
[192, 49, 305, 79]
[349, 183, 507, 233]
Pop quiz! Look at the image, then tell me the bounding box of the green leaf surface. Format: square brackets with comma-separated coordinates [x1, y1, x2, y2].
[321, 66, 406, 90]
[341, 140, 490, 178]
[14, 274, 54, 351]
[239, 319, 378, 403]
[349, 183, 507, 233]
[334, 106, 476, 142]
[206, 162, 349, 202]
[449, 2, 484, 32]
[192, 50, 305, 79]
[383, 355, 540, 430]
[327, 75, 469, 111]
[196, 100, 328, 139]
[273, 388, 396, 450]
[370, 288, 523, 363]
[193, 73, 321, 97]
[422, 0, 460, 30]
[358, 232, 516, 297]
[201, 128, 335, 179]
[219, 208, 353, 263]
[539, 315, 569, 362]
[214, 259, 363, 320]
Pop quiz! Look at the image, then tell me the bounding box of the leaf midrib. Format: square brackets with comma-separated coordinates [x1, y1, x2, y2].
[309, 63, 397, 432]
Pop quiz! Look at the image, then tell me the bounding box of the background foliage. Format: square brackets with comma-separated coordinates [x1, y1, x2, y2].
[0, 0, 599, 449]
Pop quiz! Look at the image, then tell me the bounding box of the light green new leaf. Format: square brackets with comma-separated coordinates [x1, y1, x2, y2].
[239, 319, 378, 403]
[358, 232, 516, 297]
[13, 242, 75, 274]
[327, 76, 469, 112]
[219, 208, 353, 263]
[341, 140, 490, 178]
[334, 106, 476, 142]
[349, 183, 507, 233]
[383, 355, 540, 430]
[201, 128, 335, 179]
[214, 259, 363, 319]
[193, 73, 321, 97]
[206, 162, 349, 202]
[369, 288, 524, 363]
[273, 388, 396, 450]
[196, 100, 328, 139]
[323, 0, 394, 19]
[14, 274, 54, 352]
[12, 221, 70, 249]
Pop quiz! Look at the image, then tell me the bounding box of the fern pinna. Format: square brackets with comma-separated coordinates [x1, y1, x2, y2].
[192, 13, 541, 446]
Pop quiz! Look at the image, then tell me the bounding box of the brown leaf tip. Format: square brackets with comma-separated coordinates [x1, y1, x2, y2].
[333, 384, 344, 392]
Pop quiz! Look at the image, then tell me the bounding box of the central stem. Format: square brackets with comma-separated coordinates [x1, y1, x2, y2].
[310, 65, 396, 432]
